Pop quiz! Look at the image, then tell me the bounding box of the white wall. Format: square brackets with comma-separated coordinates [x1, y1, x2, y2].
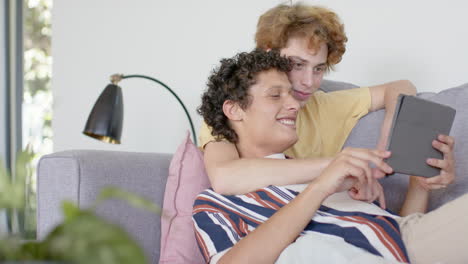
[52, 0, 468, 154]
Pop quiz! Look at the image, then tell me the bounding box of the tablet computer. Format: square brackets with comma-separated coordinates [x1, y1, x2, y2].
[385, 94, 456, 177]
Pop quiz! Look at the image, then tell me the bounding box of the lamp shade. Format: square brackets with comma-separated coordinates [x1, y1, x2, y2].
[83, 84, 123, 144]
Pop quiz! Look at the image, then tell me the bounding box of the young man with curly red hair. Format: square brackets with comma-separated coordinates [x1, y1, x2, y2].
[198, 3, 454, 205]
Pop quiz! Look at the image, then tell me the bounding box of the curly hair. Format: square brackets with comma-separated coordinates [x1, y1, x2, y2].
[198, 49, 291, 143]
[255, 3, 347, 71]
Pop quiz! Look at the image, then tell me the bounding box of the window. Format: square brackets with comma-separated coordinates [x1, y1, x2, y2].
[21, 0, 53, 238]
[0, 0, 53, 238]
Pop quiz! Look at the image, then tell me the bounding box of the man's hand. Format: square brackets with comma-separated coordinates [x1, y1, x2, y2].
[412, 134, 456, 190]
[398, 135, 454, 216]
[348, 179, 386, 209]
[338, 148, 391, 209]
[316, 148, 392, 200]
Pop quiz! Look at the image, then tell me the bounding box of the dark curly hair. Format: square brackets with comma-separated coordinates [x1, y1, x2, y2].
[198, 49, 291, 143]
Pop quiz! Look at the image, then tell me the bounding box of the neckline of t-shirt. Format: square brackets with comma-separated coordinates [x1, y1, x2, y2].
[264, 153, 286, 159]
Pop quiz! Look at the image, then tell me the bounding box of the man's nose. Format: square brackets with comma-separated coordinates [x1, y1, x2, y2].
[300, 68, 313, 88]
[286, 93, 300, 111]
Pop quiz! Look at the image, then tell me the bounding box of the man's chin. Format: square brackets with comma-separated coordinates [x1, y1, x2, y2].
[292, 94, 312, 106]
[282, 137, 298, 151]
[299, 99, 308, 107]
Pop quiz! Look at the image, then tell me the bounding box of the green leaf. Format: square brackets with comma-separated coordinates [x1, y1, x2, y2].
[43, 210, 147, 264]
[0, 236, 22, 260]
[0, 147, 35, 210]
[61, 201, 80, 222]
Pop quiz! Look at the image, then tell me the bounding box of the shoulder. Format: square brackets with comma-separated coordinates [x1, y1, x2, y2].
[315, 87, 370, 101]
[301, 87, 371, 114]
[303, 87, 368, 105]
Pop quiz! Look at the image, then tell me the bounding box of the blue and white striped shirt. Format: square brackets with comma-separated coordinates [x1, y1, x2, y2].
[192, 185, 409, 263]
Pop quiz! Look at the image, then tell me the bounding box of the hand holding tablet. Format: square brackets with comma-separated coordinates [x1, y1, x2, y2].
[385, 95, 456, 178]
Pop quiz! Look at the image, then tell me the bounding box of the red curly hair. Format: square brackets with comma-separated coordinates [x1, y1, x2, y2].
[255, 3, 347, 71]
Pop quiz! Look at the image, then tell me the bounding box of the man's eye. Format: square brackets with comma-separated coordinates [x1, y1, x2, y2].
[270, 94, 281, 98]
[314, 67, 325, 73]
[293, 63, 304, 70]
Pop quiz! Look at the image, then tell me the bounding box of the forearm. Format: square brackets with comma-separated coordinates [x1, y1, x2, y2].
[399, 177, 429, 216]
[218, 182, 328, 264]
[209, 157, 331, 195]
[377, 80, 417, 150]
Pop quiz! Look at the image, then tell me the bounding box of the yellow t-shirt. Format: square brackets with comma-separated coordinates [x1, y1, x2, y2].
[198, 87, 371, 159]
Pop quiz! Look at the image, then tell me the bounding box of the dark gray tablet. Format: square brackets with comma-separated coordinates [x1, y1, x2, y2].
[385, 94, 456, 177]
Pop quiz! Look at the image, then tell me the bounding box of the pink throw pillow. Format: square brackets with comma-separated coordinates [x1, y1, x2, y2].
[159, 132, 210, 264]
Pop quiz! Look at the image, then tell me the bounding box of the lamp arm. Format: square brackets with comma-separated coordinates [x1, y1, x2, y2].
[121, 74, 197, 146]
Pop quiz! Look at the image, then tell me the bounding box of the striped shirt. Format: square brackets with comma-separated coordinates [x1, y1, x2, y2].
[192, 185, 409, 263]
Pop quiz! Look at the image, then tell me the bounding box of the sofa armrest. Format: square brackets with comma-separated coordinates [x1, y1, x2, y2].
[37, 149, 172, 263]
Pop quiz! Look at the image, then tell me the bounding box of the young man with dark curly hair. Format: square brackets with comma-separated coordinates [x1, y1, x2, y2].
[198, 3, 455, 204]
[193, 49, 466, 264]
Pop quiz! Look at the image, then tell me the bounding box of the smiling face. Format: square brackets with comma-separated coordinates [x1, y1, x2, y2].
[280, 37, 328, 105]
[232, 69, 300, 158]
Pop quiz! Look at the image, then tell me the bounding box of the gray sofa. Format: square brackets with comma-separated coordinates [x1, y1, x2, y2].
[37, 80, 468, 263]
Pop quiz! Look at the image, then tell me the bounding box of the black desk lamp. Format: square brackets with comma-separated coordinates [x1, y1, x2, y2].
[83, 74, 197, 146]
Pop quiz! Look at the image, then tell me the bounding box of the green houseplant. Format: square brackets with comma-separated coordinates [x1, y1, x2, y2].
[0, 149, 161, 263]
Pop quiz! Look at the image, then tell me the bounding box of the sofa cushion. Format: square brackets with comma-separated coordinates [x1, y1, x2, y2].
[319, 79, 359, 92]
[343, 82, 468, 213]
[159, 132, 210, 264]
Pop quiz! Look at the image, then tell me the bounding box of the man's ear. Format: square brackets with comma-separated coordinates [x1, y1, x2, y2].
[223, 100, 243, 121]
